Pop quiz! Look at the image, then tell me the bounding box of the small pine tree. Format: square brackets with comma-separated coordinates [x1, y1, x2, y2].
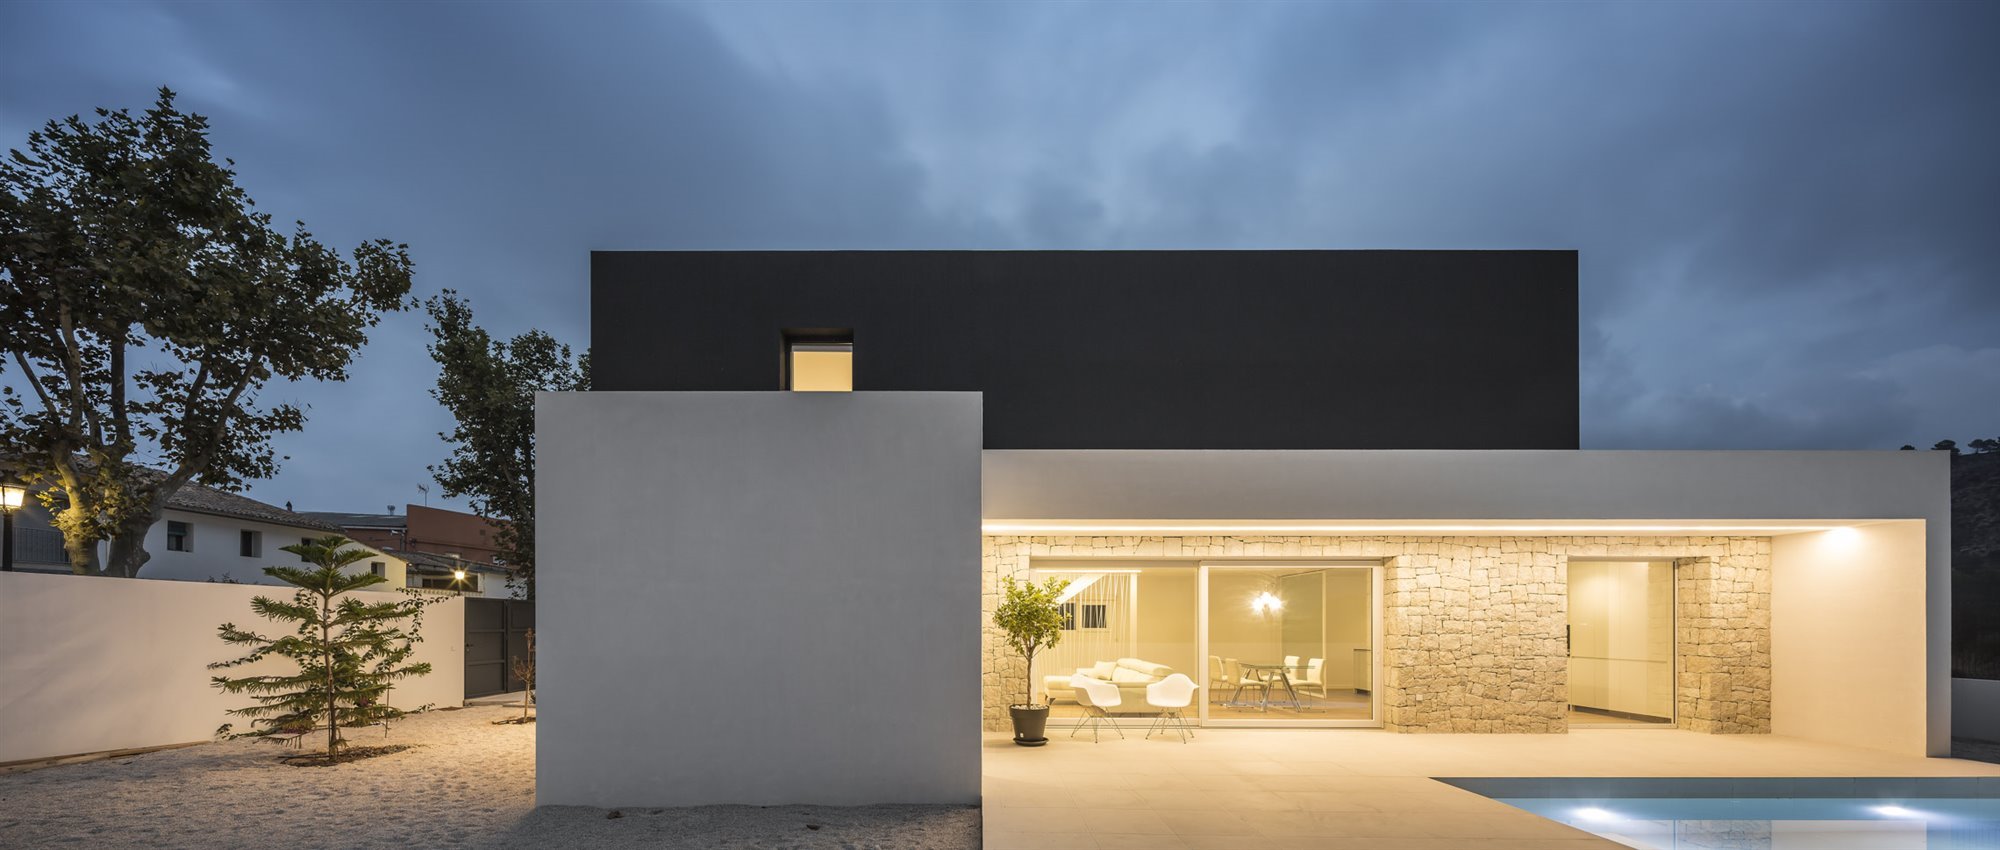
[210, 535, 435, 763]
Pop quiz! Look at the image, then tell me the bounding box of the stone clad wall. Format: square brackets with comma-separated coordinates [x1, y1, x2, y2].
[1675, 549, 1774, 734]
[981, 534, 1773, 734]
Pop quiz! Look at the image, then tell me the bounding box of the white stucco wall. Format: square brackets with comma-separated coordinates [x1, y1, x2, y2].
[0, 571, 464, 764]
[1771, 522, 1930, 755]
[983, 450, 1951, 755]
[535, 391, 982, 807]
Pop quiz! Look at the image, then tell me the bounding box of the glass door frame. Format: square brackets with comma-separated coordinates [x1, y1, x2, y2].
[1564, 557, 1679, 728]
[1199, 560, 1384, 728]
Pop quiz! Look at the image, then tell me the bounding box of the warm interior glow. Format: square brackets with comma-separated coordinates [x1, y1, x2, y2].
[790, 345, 852, 392]
[1250, 590, 1284, 615]
[982, 520, 1868, 536]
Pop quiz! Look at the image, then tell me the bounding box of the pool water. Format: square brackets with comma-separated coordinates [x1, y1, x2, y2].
[1497, 796, 2000, 849]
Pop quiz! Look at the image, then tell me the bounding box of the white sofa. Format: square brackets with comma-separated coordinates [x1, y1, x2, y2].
[1043, 657, 1174, 710]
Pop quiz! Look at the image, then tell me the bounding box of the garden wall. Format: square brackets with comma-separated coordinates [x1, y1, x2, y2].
[0, 571, 464, 765]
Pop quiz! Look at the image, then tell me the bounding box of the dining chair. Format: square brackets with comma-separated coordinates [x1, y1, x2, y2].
[1301, 657, 1327, 698]
[1069, 673, 1125, 743]
[1208, 655, 1226, 703]
[1145, 673, 1200, 743]
[1222, 657, 1267, 708]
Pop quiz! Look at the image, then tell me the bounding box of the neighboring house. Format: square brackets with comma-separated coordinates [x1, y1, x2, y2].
[304, 504, 517, 598]
[303, 503, 508, 566]
[3, 479, 406, 588]
[538, 250, 1951, 809]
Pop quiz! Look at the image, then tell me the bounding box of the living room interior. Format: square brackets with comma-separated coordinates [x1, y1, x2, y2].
[1032, 562, 1381, 726]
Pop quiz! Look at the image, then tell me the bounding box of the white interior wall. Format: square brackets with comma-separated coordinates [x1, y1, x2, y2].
[0, 571, 463, 764]
[1323, 571, 1371, 689]
[1772, 521, 1930, 755]
[1132, 567, 1198, 678]
[1207, 571, 1284, 667]
[1567, 560, 1671, 718]
[535, 391, 982, 807]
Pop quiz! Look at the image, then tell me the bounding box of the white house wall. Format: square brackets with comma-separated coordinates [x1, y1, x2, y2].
[123, 510, 408, 589]
[535, 391, 983, 807]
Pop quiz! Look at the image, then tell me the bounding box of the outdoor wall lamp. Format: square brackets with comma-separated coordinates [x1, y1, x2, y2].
[0, 472, 26, 573]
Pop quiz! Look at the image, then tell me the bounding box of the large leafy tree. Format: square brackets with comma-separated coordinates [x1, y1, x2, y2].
[424, 291, 587, 598]
[0, 88, 411, 576]
[210, 535, 435, 763]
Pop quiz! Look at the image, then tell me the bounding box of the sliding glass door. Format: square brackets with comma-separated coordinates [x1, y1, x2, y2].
[1031, 565, 1197, 725]
[1201, 562, 1381, 727]
[1027, 561, 1381, 728]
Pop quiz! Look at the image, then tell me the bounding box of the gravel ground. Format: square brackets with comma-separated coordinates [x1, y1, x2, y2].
[0, 705, 978, 849]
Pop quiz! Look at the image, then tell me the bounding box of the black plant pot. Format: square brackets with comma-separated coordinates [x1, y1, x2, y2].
[1010, 705, 1050, 746]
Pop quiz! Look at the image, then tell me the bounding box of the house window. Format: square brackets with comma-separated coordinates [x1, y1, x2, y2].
[1060, 602, 1108, 631]
[239, 530, 262, 558]
[167, 521, 191, 552]
[370, 561, 386, 577]
[785, 333, 853, 392]
[300, 537, 314, 562]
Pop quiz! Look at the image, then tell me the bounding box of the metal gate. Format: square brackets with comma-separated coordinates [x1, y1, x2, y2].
[465, 598, 534, 699]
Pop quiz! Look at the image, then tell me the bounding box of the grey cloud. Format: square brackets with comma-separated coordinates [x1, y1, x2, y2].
[1, 1, 1995, 512]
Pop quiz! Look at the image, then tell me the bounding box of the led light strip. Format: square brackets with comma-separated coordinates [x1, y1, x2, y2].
[981, 521, 1856, 535]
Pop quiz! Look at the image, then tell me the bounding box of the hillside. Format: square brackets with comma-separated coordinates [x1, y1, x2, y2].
[1953, 450, 2000, 678]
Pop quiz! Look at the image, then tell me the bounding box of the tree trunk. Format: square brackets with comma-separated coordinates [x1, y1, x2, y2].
[323, 590, 338, 763]
[102, 515, 157, 578]
[56, 501, 98, 576]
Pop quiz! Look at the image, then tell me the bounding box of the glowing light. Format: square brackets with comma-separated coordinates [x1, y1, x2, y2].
[453, 569, 468, 581]
[1251, 591, 1284, 614]
[981, 521, 1853, 535]
[1572, 807, 1617, 822]
[1872, 805, 1916, 818]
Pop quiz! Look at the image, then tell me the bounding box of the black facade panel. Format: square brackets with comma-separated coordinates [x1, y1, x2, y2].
[591, 250, 1579, 450]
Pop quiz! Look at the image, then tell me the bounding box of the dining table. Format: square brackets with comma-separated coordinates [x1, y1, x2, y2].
[1234, 662, 1319, 712]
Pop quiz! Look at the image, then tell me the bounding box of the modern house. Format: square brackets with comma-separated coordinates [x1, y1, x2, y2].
[537, 250, 1949, 809]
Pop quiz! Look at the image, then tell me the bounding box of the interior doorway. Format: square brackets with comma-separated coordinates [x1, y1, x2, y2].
[1567, 559, 1674, 727]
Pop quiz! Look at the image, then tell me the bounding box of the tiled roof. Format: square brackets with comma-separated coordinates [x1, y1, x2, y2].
[390, 548, 511, 575]
[299, 511, 409, 530]
[166, 482, 347, 533]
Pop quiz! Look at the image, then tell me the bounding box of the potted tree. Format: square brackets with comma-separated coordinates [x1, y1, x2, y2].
[993, 575, 1069, 746]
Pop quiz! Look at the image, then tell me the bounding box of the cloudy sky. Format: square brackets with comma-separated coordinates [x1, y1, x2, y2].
[3, 1, 1996, 514]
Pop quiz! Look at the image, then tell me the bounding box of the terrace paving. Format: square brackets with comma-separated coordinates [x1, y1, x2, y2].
[982, 726, 2000, 850]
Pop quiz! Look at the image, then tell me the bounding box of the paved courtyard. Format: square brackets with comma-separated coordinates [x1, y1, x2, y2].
[9, 702, 2000, 850]
[983, 726, 2000, 850]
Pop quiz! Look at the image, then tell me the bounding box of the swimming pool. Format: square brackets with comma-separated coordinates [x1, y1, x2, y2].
[1442, 777, 2000, 850]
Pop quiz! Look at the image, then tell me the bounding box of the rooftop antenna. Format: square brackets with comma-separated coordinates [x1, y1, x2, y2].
[417, 483, 429, 506]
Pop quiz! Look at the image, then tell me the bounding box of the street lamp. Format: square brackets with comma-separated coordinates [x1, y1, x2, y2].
[0, 472, 26, 573]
